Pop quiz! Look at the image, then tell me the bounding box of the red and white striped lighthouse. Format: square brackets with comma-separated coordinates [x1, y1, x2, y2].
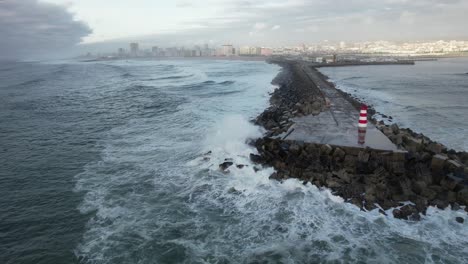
[358, 105, 368, 128]
[357, 104, 368, 145]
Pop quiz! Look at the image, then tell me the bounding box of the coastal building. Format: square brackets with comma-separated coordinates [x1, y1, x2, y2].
[130, 43, 139, 57]
[239, 46, 251, 56]
[261, 48, 273, 56]
[222, 44, 234, 56]
[118, 48, 125, 56]
[339, 41, 346, 49]
[151, 46, 159, 56]
[251, 47, 261, 56]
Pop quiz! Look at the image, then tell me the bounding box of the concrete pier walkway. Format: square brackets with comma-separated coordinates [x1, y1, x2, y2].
[281, 63, 399, 151]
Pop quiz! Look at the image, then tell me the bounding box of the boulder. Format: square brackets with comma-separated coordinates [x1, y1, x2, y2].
[431, 154, 448, 171]
[332, 169, 351, 183]
[269, 172, 281, 180]
[393, 205, 420, 221]
[382, 126, 393, 137]
[412, 180, 426, 195]
[390, 123, 400, 134]
[358, 151, 370, 163]
[404, 136, 423, 152]
[440, 176, 460, 191]
[343, 155, 358, 171]
[249, 153, 264, 164]
[219, 161, 234, 171]
[390, 134, 403, 145]
[455, 217, 464, 224]
[457, 188, 468, 205]
[427, 143, 443, 154]
[320, 144, 333, 155]
[333, 148, 346, 161]
[430, 199, 449, 209]
[421, 188, 437, 200]
[399, 178, 413, 196]
[289, 143, 301, 154]
[446, 159, 463, 173]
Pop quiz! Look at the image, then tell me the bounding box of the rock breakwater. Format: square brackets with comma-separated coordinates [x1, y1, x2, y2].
[255, 61, 325, 137]
[250, 60, 468, 220]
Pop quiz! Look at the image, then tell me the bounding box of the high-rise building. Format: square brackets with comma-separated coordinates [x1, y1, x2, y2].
[151, 46, 159, 56]
[239, 46, 250, 56]
[249, 47, 261, 56]
[339, 41, 346, 49]
[130, 43, 139, 56]
[222, 44, 234, 56]
[118, 48, 125, 56]
[261, 48, 273, 56]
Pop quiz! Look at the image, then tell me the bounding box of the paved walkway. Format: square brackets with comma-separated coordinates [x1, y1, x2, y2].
[280, 63, 399, 151]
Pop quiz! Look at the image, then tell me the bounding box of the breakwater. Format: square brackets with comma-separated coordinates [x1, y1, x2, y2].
[314, 60, 415, 68]
[249, 60, 468, 221]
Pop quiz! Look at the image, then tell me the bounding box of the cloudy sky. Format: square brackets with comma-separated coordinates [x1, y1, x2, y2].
[1, 0, 468, 58]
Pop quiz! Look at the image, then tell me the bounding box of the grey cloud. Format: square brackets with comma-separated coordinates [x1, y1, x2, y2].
[81, 0, 468, 52]
[0, 0, 91, 59]
[234, 0, 468, 43]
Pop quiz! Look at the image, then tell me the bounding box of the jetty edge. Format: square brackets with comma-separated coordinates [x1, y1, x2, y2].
[250, 59, 468, 221]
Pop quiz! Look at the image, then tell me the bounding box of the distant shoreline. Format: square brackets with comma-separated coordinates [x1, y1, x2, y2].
[80, 56, 267, 63]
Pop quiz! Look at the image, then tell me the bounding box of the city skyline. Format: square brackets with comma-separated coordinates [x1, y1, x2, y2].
[2, 0, 468, 59]
[87, 39, 468, 60]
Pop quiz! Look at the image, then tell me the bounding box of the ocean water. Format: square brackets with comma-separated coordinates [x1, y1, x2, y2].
[319, 58, 468, 151]
[1, 59, 467, 264]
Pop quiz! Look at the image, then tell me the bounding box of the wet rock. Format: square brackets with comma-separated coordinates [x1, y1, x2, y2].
[269, 172, 281, 180]
[382, 126, 393, 137]
[358, 151, 370, 163]
[333, 148, 346, 161]
[455, 217, 464, 224]
[390, 134, 403, 145]
[289, 143, 301, 154]
[421, 188, 437, 200]
[447, 159, 463, 173]
[412, 196, 428, 213]
[427, 143, 443, 154]
[227, 187, 242, 194]
[249, 153, 264, 164]
[393, 205, 420, 221]
[457, 188, 468, 205]
[430, 199, 449, 209]
[390, 123, 399, 134]
[404, 136, 423, 152]
[343, 155, 357, 171]
[333, 169, 350, 183]
[412, 180, 426, 195]
[440, 176, 460, 191]
[219, 161, 234, 171]
[236, 164, 246, 169]
[431, 154, 448, 171]
[320, 144, 333, 155]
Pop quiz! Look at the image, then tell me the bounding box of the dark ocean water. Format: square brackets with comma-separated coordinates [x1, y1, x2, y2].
[319, 58, 468, 151]
[1, 59, 467, 264]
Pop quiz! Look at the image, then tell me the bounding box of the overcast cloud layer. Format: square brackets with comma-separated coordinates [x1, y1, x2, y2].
[0, 0, 91, 59]
[2, 0, 468, 58]
[170, 0, 468, 45]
